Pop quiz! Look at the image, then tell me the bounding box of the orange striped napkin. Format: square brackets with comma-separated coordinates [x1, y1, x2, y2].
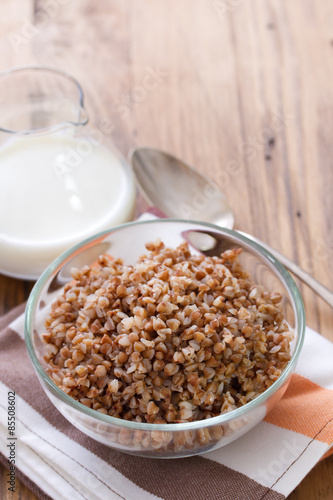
[0, 302, 332, 500]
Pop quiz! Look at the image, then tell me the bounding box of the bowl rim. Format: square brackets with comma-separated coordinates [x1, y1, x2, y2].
[25, 218, 306, 431]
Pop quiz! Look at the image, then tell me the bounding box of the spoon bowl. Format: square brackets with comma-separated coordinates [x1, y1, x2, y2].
[130, 147, 234, 229]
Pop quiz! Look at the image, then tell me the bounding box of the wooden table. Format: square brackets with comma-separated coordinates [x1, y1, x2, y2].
[0, 1, 332, 498]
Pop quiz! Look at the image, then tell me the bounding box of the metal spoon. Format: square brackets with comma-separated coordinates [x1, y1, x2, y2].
[130, 146, 333, 309]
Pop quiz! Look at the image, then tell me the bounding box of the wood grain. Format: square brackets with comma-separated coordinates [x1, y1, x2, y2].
[0, 0, 332, 498]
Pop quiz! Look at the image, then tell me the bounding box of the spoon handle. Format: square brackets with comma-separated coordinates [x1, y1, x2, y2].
[238, 231, 333, 308]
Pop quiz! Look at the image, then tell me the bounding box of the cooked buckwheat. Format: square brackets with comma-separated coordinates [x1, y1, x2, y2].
[42, 240, 293, 424]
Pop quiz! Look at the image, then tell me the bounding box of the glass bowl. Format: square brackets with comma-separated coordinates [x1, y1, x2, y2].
[25, 219, 305, 458]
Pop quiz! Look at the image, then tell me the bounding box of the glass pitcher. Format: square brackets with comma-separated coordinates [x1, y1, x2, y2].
[0, 66, 136, 280]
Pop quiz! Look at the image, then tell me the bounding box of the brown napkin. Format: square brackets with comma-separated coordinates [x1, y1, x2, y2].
[0, 302, 332, 500]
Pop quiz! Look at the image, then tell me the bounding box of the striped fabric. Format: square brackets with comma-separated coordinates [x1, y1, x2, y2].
[0, 303, 332, 500]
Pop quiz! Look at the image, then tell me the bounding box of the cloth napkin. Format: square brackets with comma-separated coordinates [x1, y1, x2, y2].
[1, 229, 333, 500]
[0, 307, 332, 500]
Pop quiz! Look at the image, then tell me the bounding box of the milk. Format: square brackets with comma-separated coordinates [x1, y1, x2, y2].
[0, 132, 136, 279]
